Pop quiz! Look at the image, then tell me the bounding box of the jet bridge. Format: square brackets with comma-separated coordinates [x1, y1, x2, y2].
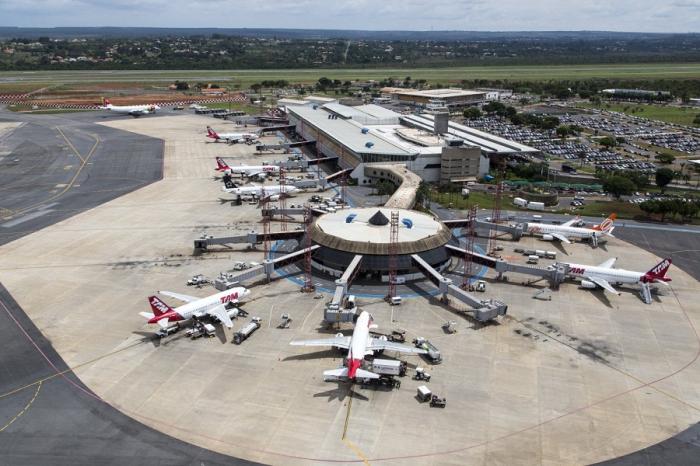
[212, 244, 320, 290]
[410, 254, 507, 322]
[444, 218, 524, 241]
[325, 254, 363, 323]
[444, 244, 568, 288]
[194, 230, 304, 252]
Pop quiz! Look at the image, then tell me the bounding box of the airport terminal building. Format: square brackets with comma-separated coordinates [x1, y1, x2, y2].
[380, 87, 487, 109]
[286, 102, 538, 184]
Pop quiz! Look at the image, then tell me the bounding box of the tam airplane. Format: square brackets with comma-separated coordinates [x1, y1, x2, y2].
[207, 126, 259, 144]
[139, 287, 250, 330]
[525, 214, 616, 247]
[222, 178, 299, 200]
[101, 98, 160, 117]
[290, 311, 427, 381]
[216, 157, 279, 178]
[563, 257, 672, 295]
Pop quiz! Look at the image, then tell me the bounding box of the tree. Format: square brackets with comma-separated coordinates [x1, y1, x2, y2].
[602, 175, 635, 199]
[694, 114, 700, 125]
[656, 153, 675, 164]
[626, 171, 649, 191]
[317, 77, 332, 90]
[463, 107, 482, 119]
[482, 101, 506, 115]
[416, 181, 431, 209]
[599, 136, 617, 148]
[250, 83, 262, 93]
[655, 168, 674, 193]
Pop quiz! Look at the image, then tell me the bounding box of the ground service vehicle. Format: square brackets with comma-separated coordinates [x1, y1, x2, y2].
[233, 317, 262, 344]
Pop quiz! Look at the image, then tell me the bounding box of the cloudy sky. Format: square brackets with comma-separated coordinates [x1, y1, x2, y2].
[0, 0, 698, 32]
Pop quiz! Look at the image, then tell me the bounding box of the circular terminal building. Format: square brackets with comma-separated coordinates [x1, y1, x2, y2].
[307, 207, 455, 279]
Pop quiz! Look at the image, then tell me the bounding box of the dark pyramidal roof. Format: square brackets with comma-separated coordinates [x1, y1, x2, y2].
[368, 210, 389, 226]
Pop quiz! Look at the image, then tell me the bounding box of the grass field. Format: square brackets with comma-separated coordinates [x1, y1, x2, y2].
[1, 63, 700, 89]
[578, 102, 700, 127]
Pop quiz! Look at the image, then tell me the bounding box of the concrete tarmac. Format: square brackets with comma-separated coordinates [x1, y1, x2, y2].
[0, 109, 259, 466]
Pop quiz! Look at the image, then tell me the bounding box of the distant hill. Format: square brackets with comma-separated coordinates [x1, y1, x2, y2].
[0, 27, 695, 41]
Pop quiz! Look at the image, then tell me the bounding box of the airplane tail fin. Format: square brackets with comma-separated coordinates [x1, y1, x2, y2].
[215, 157, 230, 171]
[148, 295, 173, 317]
[222, 175, 237, 189]
[592, 213, 616, 233]
[644, 258, 672, 283]
[206, 126, 219, 139]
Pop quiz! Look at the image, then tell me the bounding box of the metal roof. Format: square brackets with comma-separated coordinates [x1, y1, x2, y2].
[289, 105, 417, 157]
[401, 114, 539, 155]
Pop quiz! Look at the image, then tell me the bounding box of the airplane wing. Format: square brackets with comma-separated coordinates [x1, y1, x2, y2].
[207, 304, 233, 329]
[158, 290, 199, 303]
[290, 336, 352, 349]
[550, 232, 572, 244]
[561, 218, 578, 227]
[246, 171, 264, 178]
[597, 258, 617, 269]
[589, 276, 620, 295]
[367, 338, 427, 354]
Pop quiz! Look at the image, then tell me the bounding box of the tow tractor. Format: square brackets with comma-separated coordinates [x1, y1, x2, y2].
[187, 274, 209, 287]
[430, 395, 447, 408]
[413, 367, 431, 382]
[369, 329, 406, 344]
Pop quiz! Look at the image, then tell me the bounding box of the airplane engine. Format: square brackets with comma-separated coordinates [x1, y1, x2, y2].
[335, 332, 344, 338]
[542, 234, 554, 241]
[269, 195, 280, 201]
[580, 280, 597, 289]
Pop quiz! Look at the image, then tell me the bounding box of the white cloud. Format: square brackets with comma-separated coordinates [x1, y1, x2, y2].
[0, 0, 698, 32]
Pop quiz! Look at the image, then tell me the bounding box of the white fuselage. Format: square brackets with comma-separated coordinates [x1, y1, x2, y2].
[348, 312, 371, 362]
[173, 287, 250, 320]
[105, 104, 158, 114]
[230, 165, 279, 176]
[565, 263, 643, 285]
[526, 223, 598, 240]
[216, 133, 258, 143]
[223, 184, 298, 197]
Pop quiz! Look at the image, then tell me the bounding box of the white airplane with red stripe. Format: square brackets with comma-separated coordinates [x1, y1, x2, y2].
[139, 287, 250, 330]
[215, 157, 279, 178]
[101, 98, 160, 117]
[563, 257, 672, 295]
[207, 126, 259, 144]
[526, 214, 616, 247]
[290, 311, 426, 381]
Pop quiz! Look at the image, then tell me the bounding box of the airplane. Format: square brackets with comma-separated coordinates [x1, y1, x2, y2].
[139, 286, 251, 330]
[206, 126, 259, 144]
[525, 214, 616, 247]
[289, 311, 427, 381]
[215, 157, 280, 178]
[563, 257, 672, 295]
[101, 98, 160, 117]
[222, 178, 300, 201]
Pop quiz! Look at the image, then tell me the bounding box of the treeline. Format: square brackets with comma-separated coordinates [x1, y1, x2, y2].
[457, 78, 700, 101]
[640, 198, 700, 222]
[3, 34, 700, 71]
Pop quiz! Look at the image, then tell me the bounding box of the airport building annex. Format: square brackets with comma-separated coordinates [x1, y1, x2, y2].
[286, 102, 539, 185]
